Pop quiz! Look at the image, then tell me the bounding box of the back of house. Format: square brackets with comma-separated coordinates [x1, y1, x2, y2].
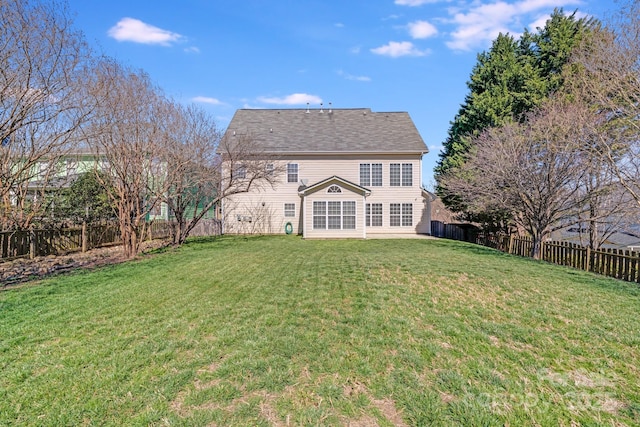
[219, 107, 431, 238]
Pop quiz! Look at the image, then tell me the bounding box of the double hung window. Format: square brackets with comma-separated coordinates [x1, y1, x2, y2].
[287, 163, 298, 183]
[360, 163, 383, 187]
[390, 163, 412, 186]
[390, 203, 413, 226]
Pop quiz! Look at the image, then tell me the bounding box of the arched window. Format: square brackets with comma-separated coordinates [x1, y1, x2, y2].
[327, 185, 342, 194]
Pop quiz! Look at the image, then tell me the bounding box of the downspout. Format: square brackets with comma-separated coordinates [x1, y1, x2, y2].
[301, 193, 306, 239]
[363, 194, 367, 239]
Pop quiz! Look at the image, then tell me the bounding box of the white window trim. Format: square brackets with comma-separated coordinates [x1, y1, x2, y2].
[313, 200, 357, 230]
[284, 203, 296, 217]
[390, 163, 412, 187]
[287, 163, 298, 183]
[390, 203, 413, 227]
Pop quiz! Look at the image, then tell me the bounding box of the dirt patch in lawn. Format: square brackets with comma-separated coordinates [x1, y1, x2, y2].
[1, 239, 169, 288]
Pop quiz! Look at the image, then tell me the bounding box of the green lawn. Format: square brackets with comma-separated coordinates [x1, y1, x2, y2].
[1, 236, 639, 426]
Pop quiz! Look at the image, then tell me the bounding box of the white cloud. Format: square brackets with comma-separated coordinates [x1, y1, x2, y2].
[337, 70, 372, 82]
[108, 17, 184, 45]
[257, 93, 323, 105]
[444, 0, 581, 51]
[334, 22, 345, 28]
[192, 96, 223, 105]
[350, 46, 362, 54]
[395, 0, 440, 5]
[371, 41, 431, 57]
[184, 46, 200, 54]
[408, 20, 438, 39]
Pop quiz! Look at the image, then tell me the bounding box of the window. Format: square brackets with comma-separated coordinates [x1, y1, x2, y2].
[390, 164, 400, 187]
[366, 203, 383, 227]
[402, 203, 413, 226]
[390, 163, 412, 186]
[360, 163, 382, 186]
[401, 164, 412, 187]
[328, 201, 341, 229]
[266, 163, 274, 176]
[390, 203, 413, 227]
[284, 203, 295, 217]
[390, 203, 401, 226]
[327, 185, 342, 193]
[343, 201, 356, 229]
[371, 164, 382, 186]
[313, 201, 326, 229]
[234, 164, 246, 179]
[287, 163, 298, 183]
[313, 200, 356, 230]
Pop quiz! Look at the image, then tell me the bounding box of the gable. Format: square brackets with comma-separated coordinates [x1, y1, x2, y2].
[221, 108, 428, 155]
[299, 176, 371, 197]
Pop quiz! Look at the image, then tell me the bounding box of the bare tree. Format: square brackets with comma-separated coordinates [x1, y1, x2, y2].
[85, 58, 167, 258]
[0, 0, 92, 230]
[160, 119, 283, 244]
[441, 101, 593, 259]
[567, 0, 640, 209]
[154, 102, 221, 245]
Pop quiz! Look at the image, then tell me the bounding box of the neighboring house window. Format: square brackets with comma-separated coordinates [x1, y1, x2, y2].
[287, 163, 298, 183]
[284, 203, 295, 217]
[327, 185, 342, 193]
[313, 200, 356, 230]
[366, 203, 383, 227]
[390, 163, 412, 186]
[266, 163, 274, 176]
[390, 203, 413, 226]
[360, 163, 382, 187]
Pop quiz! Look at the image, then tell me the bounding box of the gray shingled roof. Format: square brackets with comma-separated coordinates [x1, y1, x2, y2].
[221, 108, 427, 154]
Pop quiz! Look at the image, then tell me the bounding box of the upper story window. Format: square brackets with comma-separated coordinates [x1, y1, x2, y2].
[390, 163, 412, 186]
[287, 163, 298, 183]
[266, 163, 274, 176]
[360, 163, 382, 187]
[327, 185, 342, 194]
[234, 164, 246, 179]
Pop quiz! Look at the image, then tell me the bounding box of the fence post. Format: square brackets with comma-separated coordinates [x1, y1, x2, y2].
[585, 246, 591, 272]
[82, 221, 88, 253]
[508, 235, 514, 254]
[29, 226, 36, 259]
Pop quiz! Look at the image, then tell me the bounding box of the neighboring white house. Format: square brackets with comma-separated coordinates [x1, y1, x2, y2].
[219, 107, 431, 238]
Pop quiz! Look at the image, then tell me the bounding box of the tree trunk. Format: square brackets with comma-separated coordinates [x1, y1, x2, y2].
[531, 233, 543, 260]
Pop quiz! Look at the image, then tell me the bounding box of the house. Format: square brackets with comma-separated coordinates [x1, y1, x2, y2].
[219, 107, 432, 238]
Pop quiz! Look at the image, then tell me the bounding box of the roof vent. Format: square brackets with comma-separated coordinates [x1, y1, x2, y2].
[328, 102, 332, 114]
[320, 102, 323, 113]
[306, 103, 310, 114]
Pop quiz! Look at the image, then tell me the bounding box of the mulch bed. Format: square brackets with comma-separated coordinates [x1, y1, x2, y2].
[0, 240, 169, 289]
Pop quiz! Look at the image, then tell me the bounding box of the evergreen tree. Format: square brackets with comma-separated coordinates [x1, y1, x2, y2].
[435, 9, 596, 216]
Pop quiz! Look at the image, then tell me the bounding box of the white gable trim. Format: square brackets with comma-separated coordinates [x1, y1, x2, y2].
[298, 175, 371, 197]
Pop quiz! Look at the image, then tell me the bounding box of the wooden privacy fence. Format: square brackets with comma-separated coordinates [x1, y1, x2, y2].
[467, 233, 640, 284]
[0, 221, 174, 260]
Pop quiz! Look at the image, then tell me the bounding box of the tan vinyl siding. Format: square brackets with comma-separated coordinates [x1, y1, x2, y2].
[222, 154, 430, 236]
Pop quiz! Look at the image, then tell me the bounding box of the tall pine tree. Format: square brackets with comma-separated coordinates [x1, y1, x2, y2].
[435, 9, 595, 216]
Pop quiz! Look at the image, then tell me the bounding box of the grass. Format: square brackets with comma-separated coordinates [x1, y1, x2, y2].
[1, 235, 640, 426]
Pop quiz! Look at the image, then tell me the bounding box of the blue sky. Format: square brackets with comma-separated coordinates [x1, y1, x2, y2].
[67, 0, 609, 188]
